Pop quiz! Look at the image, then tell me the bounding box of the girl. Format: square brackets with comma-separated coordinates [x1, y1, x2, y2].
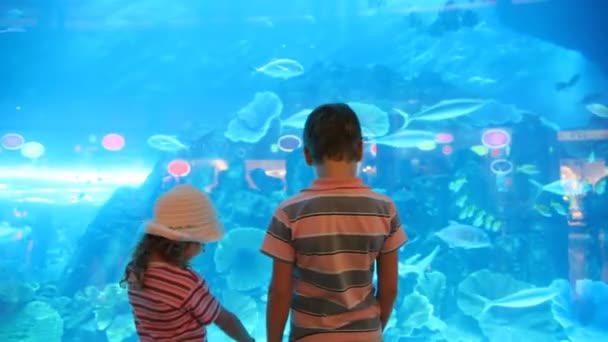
[121, 184, 254, 342]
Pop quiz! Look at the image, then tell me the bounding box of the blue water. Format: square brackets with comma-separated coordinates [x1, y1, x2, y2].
[1, 0, 608, 341]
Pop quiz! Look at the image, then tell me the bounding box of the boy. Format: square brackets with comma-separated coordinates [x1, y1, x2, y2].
[260, 103, 407, 342]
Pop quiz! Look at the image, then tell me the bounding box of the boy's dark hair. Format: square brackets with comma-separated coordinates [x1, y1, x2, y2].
[303, 103, 363, 164]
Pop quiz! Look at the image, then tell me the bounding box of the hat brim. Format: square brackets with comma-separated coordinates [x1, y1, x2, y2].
[144, 221, 223, 243]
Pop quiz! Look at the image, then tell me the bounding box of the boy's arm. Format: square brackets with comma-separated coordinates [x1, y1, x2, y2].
[260, 208, 296, 342]
[266, 259, 294, 342]
[376, 202, 407, 329]
[376, 249, 399, 329]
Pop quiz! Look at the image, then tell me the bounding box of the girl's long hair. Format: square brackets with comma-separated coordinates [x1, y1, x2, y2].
[120, 234, 193, 290]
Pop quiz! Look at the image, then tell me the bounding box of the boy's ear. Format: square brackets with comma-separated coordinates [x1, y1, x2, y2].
[303, 147, 313, 166]
[356, 140, 364, 162]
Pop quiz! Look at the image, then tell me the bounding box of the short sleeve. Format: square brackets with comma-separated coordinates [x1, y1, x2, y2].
[381, 202, 408, 253]
[260, 207, 295, 263]
[184, 278, 221, 325]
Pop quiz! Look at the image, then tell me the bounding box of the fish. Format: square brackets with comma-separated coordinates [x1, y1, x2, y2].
[586, 103, 608, 118]
[255, 58, 304, 79]
[516, 164, 540, 175]
[369, 130, 436, 148]
[533, 204, 552, 218]
[395, 98, 487, 129]
[465, 205, 477, 219]
[555, 74, 580, 91]
[449, 177, 467, 193]
[550, 201, 567, 216]
[0, 27, 25, 34]
[474, 286, 559, 314]
[434, 221, 492, 249]
[147, 134, 188, 152]
[484, 215, 495, 230]
[280, 109, 313, 129]
[491, 220, 502, 232]
[470, 145, 489, 156]
[472, 211, 485, 227]
[530, 179, 593, 197]
[455, 195, 468, 208]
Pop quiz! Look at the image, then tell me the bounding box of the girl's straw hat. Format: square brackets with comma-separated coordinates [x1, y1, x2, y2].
[144, 184, 224, 243]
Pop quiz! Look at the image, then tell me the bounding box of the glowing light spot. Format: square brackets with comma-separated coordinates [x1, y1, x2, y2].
[370, 143, 378, 157]
[490, 159, 513, 175]
[74, 144, 82, 152]
[20, 141, 45, 159]
[482, 128, 511, 149]
[435, 132, 454, 144]
[102, 133, 125, 151]
[270, 144, 279, 153]
[442, 145, 453, 155]
[167, 159, 191, 177]
[89, 135, 97, 144]
[491, 149, 501, 157]
[504, 177, 513, 187]
[1, 133, 25, 150]
[277, 134, 302, 152]
[210, 159, 228, 172]
[417, 141, 437, 151]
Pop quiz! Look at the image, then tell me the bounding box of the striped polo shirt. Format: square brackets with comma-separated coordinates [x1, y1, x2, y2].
[261, 177, 407, 342]
[127, 262, 221, 341]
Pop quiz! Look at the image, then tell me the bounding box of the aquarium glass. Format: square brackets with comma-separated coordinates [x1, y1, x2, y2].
[1, 0, 607, 341]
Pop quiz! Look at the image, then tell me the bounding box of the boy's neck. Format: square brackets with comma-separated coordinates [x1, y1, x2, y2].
[314, 160, 359, 179]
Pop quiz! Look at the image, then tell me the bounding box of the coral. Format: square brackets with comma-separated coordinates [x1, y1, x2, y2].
[214, 227, 271, 291]
[105, 314, 136, 342]
[415, 270, 447, 314]
[551, 279, 608, 342]
[50, 283, 134, 341]
[392, 291, 446, 337]
[0, 301, 63, 341]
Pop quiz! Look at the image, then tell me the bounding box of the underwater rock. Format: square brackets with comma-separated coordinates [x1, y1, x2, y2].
[59, 158, 169, 296]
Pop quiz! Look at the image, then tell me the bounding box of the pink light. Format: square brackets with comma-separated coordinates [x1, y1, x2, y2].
[277, 134, 302, 152]
[167, 159, 191, 177]
[1, 133, 25, 150]
[491, 149, 501, 157]
[435, 132, 454, 144]
[442, 145, 453, 155]
[482, 128, 511, 149]
[102, 133, 125, 151]
[370, 143, 378, 157]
